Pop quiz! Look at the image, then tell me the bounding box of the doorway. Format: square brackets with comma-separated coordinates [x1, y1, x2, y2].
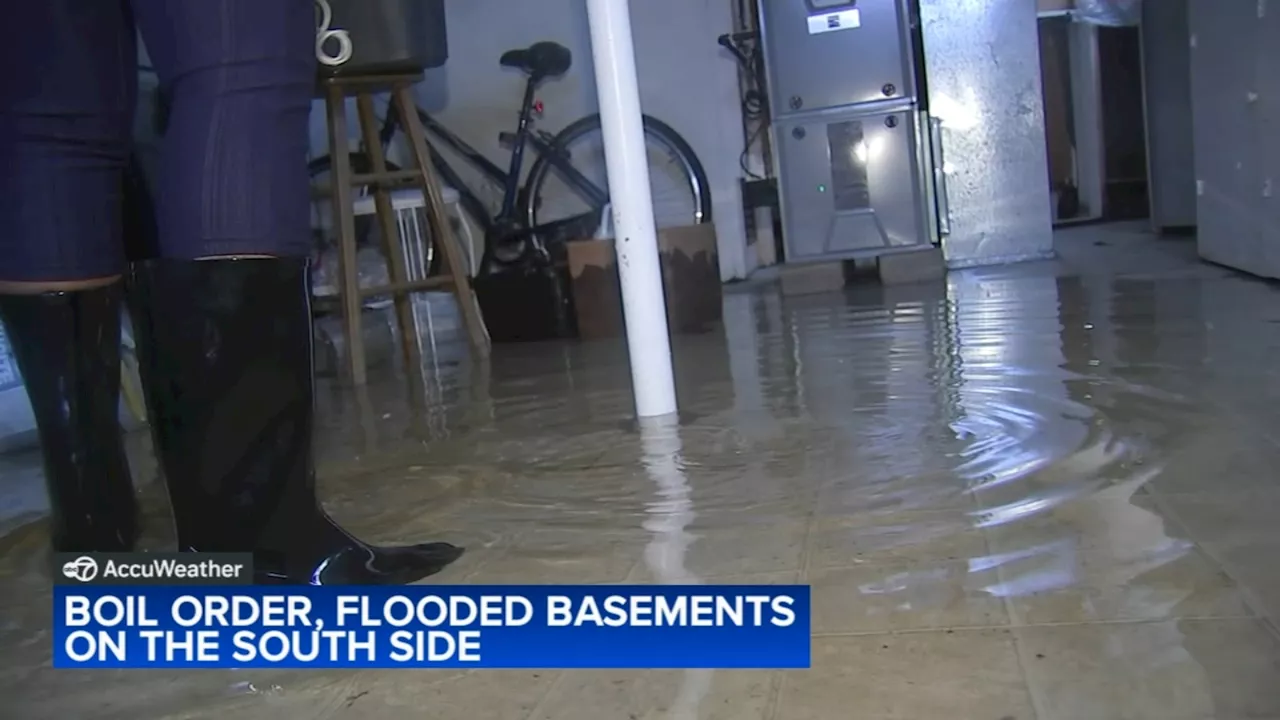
[1037, 10, 1150, 225]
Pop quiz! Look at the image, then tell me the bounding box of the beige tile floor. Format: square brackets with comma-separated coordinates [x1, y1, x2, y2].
[1, 223, 1280, 718]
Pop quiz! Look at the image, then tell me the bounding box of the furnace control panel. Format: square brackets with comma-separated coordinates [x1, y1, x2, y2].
[760, 0, 914, 114]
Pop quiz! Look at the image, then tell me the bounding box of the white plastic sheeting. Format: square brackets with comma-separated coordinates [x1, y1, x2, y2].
[1074, 0, 1141, 26]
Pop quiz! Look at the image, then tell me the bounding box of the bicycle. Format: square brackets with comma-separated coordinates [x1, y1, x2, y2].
[307, 41, 713, 276]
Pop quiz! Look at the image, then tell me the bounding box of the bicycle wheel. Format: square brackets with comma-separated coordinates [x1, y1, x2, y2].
[522, 114, 713, 236]
[306, 153, 442, 277]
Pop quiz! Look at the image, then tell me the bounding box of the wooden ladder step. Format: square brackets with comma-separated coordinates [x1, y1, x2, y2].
[318, 71, 491, 386]
[310, 171, 422, 199]
[351, 169, 422, 186]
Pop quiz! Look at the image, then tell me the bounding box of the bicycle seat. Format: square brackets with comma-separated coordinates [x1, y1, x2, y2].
[499, 42, 572, 79]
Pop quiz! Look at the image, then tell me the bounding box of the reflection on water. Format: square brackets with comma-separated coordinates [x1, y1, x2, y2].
[3, 228, 1280, 717]
[638, 414, 712, 720]
[639, 415, 699, 587]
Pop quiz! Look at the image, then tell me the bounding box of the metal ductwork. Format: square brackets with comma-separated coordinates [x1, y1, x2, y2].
[1073, 0, 1141, 26]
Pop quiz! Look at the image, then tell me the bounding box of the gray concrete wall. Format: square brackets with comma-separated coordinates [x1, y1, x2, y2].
[1142, 0, 1196, 231]
[1187, 0, 1280, 279]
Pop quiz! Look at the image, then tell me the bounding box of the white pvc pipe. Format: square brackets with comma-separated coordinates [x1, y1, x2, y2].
[584, 0, 678, 418]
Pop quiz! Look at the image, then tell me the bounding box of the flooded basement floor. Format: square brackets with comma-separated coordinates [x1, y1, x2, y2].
[2, 223, 1280, 718]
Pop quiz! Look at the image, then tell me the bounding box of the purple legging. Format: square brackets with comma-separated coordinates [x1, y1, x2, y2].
[0, 0, 315, 282]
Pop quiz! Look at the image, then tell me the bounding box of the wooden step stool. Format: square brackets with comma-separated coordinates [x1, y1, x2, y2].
[316, 70, 490, 385]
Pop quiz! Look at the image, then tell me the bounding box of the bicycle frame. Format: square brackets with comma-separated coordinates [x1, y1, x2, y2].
[374, 79, 609, 240]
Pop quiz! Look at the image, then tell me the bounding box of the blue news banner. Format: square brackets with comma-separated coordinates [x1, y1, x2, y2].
[54, 585, 811, 669]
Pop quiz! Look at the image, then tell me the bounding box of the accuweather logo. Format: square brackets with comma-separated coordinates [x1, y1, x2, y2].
[52, 552, 254, 585]
[62, 556, 99, 583]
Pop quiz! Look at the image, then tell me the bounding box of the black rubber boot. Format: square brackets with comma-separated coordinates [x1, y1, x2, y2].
[127, 258, 463, 585]
[0, 285, 138, 552]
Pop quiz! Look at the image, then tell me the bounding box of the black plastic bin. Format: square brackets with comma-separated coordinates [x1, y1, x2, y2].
[473, 267, 580, 344]
[321, 0, 448, 73]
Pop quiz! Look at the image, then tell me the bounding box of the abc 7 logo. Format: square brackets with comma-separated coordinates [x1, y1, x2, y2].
[62, 556, 100, 583]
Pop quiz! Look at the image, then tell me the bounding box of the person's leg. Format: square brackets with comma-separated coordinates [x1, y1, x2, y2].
[0, 0, 138, 552]
[122, 153, 160, 263]
[127, 0, 462, 585]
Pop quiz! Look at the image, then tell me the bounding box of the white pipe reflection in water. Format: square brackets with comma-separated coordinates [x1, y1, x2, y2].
[638, 414, 711, 719]
[640, 414, 697, 585]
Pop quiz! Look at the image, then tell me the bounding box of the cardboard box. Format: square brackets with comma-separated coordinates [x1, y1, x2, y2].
[567, 224, 722, 341]
[876, 247, 946, 285]
[779, 260, 849, 296]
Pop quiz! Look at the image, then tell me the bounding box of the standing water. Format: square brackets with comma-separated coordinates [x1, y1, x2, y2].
[1, 224, 1279, 718]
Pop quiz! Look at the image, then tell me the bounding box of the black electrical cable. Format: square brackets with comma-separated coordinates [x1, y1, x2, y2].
[739, 123, 767, 179]
[717, 30, 771, 179]
[734, 43, 769, 180]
